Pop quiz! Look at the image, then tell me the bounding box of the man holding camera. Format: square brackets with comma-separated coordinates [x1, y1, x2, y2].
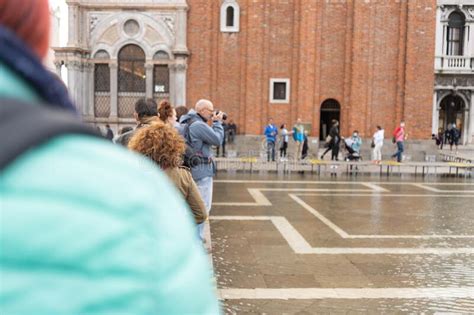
[180, 99, 224, 241]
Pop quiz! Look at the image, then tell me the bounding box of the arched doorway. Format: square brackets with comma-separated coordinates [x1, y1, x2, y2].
[439, 94, 465, 138]
[118, 44, 146, 118]
[320, 99, 340, 141]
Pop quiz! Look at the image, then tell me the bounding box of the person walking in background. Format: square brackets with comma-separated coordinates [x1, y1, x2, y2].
[437, 127, 444, 150]
[279, 123, 291, 161]
[321, 119, 340, 161]
[0, 0, 219, 313]
[301, 131, 309, 160]
[216, 117, 228, 157]
[449, 123, 460, 153]
[128, 122, 207, 226]
[228, 119, 237, 144]
[350, 130, 362, 155]
[330, 120, 341, 160]
[105, 124, 114, 141]
[116, 98, 159, 146]
[372, 125, 384, 164]
[391, 120, 407, 162]
[293, 118, 305, 160]
[264, 118, 278, 162]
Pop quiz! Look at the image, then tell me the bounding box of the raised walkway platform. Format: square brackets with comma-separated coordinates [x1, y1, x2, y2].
[215, 158, 473, 177]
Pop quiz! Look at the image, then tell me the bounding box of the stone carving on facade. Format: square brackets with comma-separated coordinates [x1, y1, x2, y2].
[83, 62, 95, 72]
[468, 8, 474, 19]
[88, 13, 111, 34]
[153, 50, 170, 60]
[67, 61, 84, 71]
[436, 88, 471, 109]
[435, 75, 474, 88]
[457, 90, 472, 106]
[170, 63, 187, 71]
[162, 16, 175, 35]
[90, 16, 99, 32]
[440, 5, 474, 21]
[124, 19, 140, 36]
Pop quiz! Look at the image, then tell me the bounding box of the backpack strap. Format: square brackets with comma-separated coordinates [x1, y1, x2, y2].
[0, 98, 101, 171]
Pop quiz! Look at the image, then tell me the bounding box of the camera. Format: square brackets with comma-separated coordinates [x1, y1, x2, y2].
[215, 110, 227, 121]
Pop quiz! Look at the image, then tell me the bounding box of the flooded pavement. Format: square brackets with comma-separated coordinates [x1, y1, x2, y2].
[210, 173, 474, 314]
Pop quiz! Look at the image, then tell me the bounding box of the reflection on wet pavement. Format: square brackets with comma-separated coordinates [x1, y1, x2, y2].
[211, 174, 474, 313]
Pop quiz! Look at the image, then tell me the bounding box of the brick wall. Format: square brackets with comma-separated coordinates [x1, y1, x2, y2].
[186, 0, 436, 139]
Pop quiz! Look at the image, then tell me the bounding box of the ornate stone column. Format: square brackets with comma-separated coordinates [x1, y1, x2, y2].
[84, 62, 95, 117]
[469, 90, 474, 144]
[145, 63, 154, 99]
[66, 60, 82, 113]
[110, 61, 118, 118]
[175, 7, 188, 54]
[171, 62, 187, 106]
[434, 7, 444, 69]
[469, 21, 474, 67]
[54, 61, 62, 78]
[432, 90, 439, 135]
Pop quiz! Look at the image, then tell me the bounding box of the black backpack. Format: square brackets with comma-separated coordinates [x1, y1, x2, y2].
[0, 99, 101, 171]
[180, 117, 210, 168]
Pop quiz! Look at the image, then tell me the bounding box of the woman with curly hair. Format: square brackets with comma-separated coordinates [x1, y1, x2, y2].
[128, 122, 207, 225]
[158, 100, 178, 126]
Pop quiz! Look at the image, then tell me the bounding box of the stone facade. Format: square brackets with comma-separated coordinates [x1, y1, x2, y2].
[433, 0, 474, 144]
[54, 0, 189, 129]
[186, 0, 437, 140]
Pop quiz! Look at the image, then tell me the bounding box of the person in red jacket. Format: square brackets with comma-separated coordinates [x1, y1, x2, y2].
[391, 121, 407, 162]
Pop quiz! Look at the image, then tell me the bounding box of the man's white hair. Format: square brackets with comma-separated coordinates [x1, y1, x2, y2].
[195, 99, 213, 112]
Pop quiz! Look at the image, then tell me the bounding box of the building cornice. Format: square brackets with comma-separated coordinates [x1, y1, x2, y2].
[66, 0, 188, 10]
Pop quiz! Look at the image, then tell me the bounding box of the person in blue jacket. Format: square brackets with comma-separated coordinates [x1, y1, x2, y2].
[293, 118, 305, 160]
[264, 118, 278, 162]
[0, 0, 220, 314]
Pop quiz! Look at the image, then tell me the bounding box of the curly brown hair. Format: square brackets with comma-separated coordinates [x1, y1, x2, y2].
[158, 100, 173, 123]
[128, 122, 185, 169]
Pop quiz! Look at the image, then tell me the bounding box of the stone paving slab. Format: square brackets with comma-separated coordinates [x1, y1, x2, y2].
[221, 298, 474, 314]
[211, 174, 474, 313]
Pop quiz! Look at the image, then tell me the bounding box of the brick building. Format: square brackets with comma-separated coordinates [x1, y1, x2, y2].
[55, 0, 439, 141]
[187, 0, 437, 140]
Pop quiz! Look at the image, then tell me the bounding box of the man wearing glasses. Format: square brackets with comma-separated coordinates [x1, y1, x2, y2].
[179, 99, 224, 243]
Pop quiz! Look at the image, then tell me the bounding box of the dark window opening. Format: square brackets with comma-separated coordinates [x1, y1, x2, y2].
[153, 65, 169, 93]
[446, 12, 466, 56]
[94, 64, 110, 92]
[118, 44, 146, 92]
[273, 82, 287, 100]
[226, 6, 235, 27]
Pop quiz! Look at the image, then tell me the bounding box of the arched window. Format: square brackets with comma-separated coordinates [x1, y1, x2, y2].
[118, 44, 146, 92]
[220, 1, 240, 32]
[446, 11, 466, 56]
[118, 44, 146, 117]
[226, 6, 234, 27]
[93, 50, 111, 118]
[153, 50, 170, 60]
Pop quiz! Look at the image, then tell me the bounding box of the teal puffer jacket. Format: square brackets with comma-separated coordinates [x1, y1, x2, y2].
[0, 63, 220, 314]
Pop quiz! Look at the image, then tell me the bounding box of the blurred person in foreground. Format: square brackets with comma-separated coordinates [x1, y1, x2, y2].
[0, 0, 220, 314]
